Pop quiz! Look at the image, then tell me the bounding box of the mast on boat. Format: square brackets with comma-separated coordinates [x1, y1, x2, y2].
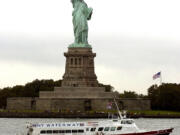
[113, 95, 123, 119]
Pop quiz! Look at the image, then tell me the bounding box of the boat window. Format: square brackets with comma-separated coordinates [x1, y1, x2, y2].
[128, 120, 134, 124]
[110, 127, 116, 131]
[127, 120, 131, 124]
[121, 120, 127, 124]
[65, 130, 71, 133]
[53, 130, 58, 133]
[59, 130, 65, 133]
[40, 130, 46, 134]
[117, 126, 122, 130]
[78, 130, 84, 133]
[72, 130, 78, 133]
[98, 127, 104, 131]
[90, 128, 96, 132]
[113, 120, 118, 122]
[121, 120, 133, 124]
[104, 127, 109, 131]
[86, 128, 89, 131]
[47, 130, 53, 134]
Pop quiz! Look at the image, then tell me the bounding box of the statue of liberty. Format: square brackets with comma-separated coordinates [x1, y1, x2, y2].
[69, 0, 93, 48]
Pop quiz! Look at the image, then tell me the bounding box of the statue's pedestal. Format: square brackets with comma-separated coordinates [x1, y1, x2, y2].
[62, 47, 98, 87]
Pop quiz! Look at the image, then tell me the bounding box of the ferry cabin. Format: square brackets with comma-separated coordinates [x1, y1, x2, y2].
[27, 119, 141, 135]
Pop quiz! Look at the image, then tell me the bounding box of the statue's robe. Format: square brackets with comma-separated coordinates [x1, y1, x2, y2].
[72, 1, 92, 44]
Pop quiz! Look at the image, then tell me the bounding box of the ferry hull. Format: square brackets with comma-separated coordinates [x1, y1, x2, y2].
[113, 128, 173, 135]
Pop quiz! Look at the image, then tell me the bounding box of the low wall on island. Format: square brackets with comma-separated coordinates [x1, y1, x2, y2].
[6, 97, 151, 112]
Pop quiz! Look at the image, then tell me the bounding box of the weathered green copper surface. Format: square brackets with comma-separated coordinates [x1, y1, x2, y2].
[69, 0, 93, 48]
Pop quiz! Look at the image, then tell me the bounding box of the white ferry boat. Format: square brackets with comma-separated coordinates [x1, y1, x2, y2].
[25, 118, 173, 135]
[22, 100, 173, 135]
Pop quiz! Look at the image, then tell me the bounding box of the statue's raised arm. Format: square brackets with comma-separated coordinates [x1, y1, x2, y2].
[69, 0, 93, 48]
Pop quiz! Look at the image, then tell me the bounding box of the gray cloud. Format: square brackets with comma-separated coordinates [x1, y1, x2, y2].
[0, 34, 179, 71]
[92, 36, 180, 71]
[0, 35, 69, 66]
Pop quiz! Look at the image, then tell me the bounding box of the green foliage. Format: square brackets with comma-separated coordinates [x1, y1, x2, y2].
[119, 91, 138, 98]
[98, 83, 114, 92]
[119, 91, 147, 98]
[0, 79, 62, 108]
[148, 83, 180, 111]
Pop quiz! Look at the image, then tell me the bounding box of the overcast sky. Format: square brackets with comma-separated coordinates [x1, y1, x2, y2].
[0, 0, 180, 94]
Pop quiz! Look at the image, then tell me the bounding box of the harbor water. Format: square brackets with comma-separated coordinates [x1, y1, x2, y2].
[0, 118, 180, 135]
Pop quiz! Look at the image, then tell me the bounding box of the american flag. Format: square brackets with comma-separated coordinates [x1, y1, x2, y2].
[153, 72, 161, 80]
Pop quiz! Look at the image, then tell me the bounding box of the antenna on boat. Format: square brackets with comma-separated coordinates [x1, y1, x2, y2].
[113, 95, 123, 119]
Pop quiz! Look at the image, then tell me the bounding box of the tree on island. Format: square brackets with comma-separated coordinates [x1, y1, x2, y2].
[148, 83, 180, 111]
[117, 91, 147, 98]
[0, 79, 62, 108]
